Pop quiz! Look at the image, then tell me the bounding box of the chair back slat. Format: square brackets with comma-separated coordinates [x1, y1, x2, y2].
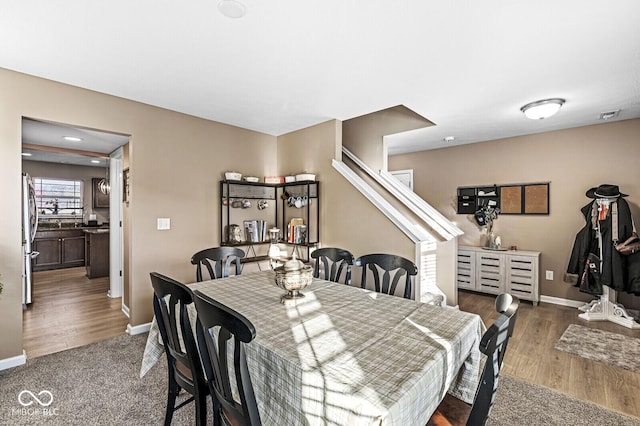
[191, 247, 245, 282]
[356, 253, 417, 299]
[150, 272, 208, 425]
[311, 247, 355, 284]
[467, 294, 519, 426]
[151, 273, 201, 379]
[194, 290, 262, 426]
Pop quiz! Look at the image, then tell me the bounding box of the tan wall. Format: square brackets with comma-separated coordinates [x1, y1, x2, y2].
[22, 161, 110, 224]
[277, 120, 416, 284]
[342, 105, 432, 172]
[389, 119, 640, 309]
[0, 84, 23, 361]
[0, 68, 276, 360]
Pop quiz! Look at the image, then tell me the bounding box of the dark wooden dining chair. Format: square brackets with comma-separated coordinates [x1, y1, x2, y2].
[355, 253, 418, 299]
[191, 247, 245, 282]
[150, 272, 209, 426]
[193, 290, 263, 426]
[494, 293, 518, 366]
[427, 293, 520, 426]
[311, 247, 355, 285]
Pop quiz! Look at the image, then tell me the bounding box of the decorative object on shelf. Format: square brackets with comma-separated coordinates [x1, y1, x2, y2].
[268, 228, 282, 267]
[284, 176, 296, 183]
[244, 176, 260, 183]
[244, 220, 267, 242]
[257, 200, 269, 210]
[225, 171, 242, 181]
[264, 176, 285, 184]
[227, 224, 242, 244]
[287, 195, 309, 208]
[274, 254, 313, 302]
[287, 218, 306, 244]
[474, 205, 500, 248]
[295, 173, 316, 182]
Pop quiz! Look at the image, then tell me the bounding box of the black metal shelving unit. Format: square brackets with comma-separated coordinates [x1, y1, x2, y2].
[220, 180, 319, 262]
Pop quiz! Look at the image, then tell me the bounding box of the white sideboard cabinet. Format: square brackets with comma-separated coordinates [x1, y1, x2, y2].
[457, 246, 540, 305]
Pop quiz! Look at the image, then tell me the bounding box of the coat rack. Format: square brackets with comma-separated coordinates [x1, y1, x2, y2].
[578, 287, 640, 329]
[577, 198, 640, 329]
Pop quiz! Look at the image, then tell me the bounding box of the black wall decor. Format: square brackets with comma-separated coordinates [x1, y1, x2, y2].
[457, 182, 549, 215]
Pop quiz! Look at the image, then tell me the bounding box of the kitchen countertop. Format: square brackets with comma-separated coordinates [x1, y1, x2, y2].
[83, 228, 110, 234]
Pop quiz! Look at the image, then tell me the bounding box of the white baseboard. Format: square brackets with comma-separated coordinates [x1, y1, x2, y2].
[126, 322, 151, 335]
[121, 304, 130, 318]
[540, 295, 586, 308]
[0, 351, 27, 371]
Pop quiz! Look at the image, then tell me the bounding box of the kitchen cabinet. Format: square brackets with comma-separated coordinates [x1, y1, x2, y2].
[33, 229, 86, 271]
[220, 180, 319, 262]
[457, 245, 540, 305]
[84, 229, 110, 278]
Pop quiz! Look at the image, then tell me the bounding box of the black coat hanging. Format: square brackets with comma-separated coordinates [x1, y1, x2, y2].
[567, 186, 640, 296]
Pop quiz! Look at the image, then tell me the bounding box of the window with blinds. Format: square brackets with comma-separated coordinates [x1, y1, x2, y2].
[34, 177, 83, 218]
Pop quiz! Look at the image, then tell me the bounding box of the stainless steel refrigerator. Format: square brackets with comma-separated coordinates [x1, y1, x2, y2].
[22, 173, 39, 305]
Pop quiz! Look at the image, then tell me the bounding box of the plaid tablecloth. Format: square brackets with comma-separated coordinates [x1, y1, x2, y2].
[140, 271, 485, 426]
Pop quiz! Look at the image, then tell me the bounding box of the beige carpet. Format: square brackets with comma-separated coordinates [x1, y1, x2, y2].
[554, 324, 640, 373]
[490, 374, 640, 425]
[0, 333, 638, 425]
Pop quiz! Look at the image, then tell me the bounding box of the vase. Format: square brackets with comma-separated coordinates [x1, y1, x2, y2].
[487, 231, 497, 249]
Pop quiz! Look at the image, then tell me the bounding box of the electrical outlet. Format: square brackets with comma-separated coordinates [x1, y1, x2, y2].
[157, 218, 171, 230]
[545, 270, 554, 280]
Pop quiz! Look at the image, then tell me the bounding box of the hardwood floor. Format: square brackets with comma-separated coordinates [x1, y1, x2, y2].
[22, 267, 129, 359]
[458, 290, 640, 419]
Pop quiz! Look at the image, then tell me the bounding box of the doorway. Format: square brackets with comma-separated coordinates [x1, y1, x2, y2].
[21, 118, 129, 358]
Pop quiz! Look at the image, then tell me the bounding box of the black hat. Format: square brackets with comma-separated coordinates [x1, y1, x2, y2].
[586, 184, 628, 199]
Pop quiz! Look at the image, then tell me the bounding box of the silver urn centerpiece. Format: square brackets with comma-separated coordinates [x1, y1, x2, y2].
[274, 255, 313, 303]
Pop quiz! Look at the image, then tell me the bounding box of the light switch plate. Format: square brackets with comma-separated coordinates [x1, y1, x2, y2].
[157, 218, 171, 230]
[545, 270, 553, 280]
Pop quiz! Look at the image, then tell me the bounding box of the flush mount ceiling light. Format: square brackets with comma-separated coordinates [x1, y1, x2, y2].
[443, 136, 455, 143]
[21, 152, 32, 157]
[218, 0, 246, 18]
[62, 136, 83, 142]
[91, 159, 101, 164]
[520, 98, 565, 120]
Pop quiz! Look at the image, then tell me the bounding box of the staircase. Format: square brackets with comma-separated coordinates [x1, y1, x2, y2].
[333, 147, 463, 305]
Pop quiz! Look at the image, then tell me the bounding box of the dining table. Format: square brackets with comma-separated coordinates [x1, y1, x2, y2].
[140, 270, 486, 426]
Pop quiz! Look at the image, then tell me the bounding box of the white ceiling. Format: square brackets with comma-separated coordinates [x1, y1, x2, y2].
[4, 1, 640, 156]
[21, 118, 129, 167]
